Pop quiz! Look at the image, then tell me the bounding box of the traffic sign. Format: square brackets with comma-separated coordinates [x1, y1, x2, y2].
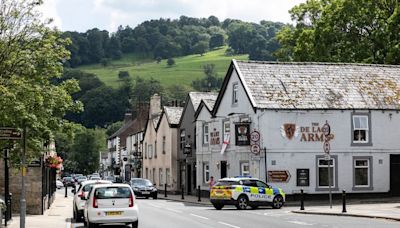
[268, 170, 291, 182]
[250, 144, 260, 154]
[323, 141, 330, 154]
[0, 128, 22, 140]
[322, 121, 331, 137]
[250, 130, 260, 142]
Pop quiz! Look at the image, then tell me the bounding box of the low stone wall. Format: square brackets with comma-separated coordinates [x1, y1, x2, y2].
[0, 160, 43, 215]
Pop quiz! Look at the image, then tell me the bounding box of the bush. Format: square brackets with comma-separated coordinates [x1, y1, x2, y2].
[167, 58, 175, 67]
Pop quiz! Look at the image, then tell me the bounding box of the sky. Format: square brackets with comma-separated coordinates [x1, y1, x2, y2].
[39, 0, 306, 32]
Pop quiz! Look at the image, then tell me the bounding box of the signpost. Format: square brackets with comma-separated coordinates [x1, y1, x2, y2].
[267, 170, 291, 182]
[322, 121, 332, 209]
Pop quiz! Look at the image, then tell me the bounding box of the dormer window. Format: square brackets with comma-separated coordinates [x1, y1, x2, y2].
[232, 83, 238, 105]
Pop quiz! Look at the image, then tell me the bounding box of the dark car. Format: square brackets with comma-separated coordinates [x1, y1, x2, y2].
[63, 177, 75, 187]
[130, 178, 157, 199]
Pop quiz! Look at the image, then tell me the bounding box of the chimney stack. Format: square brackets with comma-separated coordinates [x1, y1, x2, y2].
[149, 94, 161, 118]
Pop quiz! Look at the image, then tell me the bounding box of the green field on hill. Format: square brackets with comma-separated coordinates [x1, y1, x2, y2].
[78, 47, 248, 88]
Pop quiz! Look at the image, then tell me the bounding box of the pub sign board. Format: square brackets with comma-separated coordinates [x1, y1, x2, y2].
[0, 128, 22, 140]
[235, 123, 250, 146]
[296, 168, 310, 186]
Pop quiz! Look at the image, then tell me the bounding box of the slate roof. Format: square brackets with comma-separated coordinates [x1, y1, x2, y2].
[164, 106, 184, 125]
[189, 92, 218, 110]
[234, 60, 400, 110]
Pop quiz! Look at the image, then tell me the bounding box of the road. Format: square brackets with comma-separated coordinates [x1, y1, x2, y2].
[70, 197, 400, 228]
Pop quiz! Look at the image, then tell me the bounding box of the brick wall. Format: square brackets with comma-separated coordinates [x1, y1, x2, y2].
[0, 159, 43, 215]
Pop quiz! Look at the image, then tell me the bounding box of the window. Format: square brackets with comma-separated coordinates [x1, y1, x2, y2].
[240, 162, 250, 176]
[166, 168, 170, 185]
[154, 141, 157, 158]
[232, 83, 238, 104]
[203, 124, 209, 144]
[180, 129, 186, 150]
[203, 163, 210, 183]
[193, 127, 196, 149]
[256, 181, 269, 188]
[162, 136, 166, 154]
[148, 144, 153, 159]
[223, 120, 230, 135]
[352, 114, 370, 144]
[316, 156, 337, 190]
[145, 168, 148, 179]
[144, 142, 147, 159]
[159, 168, 163, 186]
[353, 157, 372, 190]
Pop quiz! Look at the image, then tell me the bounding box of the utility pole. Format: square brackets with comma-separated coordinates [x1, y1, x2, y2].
[20, 126, 27, 228]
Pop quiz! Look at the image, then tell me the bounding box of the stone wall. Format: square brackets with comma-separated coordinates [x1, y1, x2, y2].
[0, 159, 43, 215]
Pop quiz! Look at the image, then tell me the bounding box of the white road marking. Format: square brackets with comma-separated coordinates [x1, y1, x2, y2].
[288, 221, 314, 226]
[218, 221, 241, 228]
[244, 211, 263, 215]
[190, 213, 209, 220]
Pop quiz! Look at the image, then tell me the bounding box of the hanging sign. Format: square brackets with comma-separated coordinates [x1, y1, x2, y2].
[235, 123, 250, 146]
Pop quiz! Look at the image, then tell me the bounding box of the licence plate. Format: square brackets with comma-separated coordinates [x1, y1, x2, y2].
[106, 211, 122, 216]
[142, 191, 150, 194]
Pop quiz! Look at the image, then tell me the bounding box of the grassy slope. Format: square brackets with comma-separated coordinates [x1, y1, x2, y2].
[78, 47, 248, 88]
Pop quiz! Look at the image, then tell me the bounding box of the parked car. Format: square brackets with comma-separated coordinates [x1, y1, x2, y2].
[104, 176, 115, 183]
[72, 180, 112, 222]
[63, 177, 75, 187]
[84, 184, 138, 228]
[90, 176, 101, 181]
[210, 176, 286, 210]
[130, 178, 157, 199]
[77, 176, 88, 184]
[56, 180, 64, 189]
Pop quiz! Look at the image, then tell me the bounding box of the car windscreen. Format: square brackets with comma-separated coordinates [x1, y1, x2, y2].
[214, 181, 240, 186]
[131, 179, 153, 187]
[95, 187, 131, 199]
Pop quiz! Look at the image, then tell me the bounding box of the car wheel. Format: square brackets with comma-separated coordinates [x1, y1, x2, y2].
[76, 210, 83, 223]
[131, 220, 139, 228]
[83, 220, 87, 227]
[153, 194, 158, 199]
[88, 222, 98, 228]
[272, 195, 284, 209]
[212, 203, 224, 210]
[236, 195, 249, 210]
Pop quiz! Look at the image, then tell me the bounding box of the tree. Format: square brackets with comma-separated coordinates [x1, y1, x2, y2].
[131, 77, 164, 108]
[192, 64, 223, 91]
[276, 0, 400, 64]
[167, 58, 175, 67]
[71, 128, 106, 174]
[118, 71, 130, 80]
[193, 41, 209, 56]
[106, 121, 123, 137]
[0, 0, 82, 162]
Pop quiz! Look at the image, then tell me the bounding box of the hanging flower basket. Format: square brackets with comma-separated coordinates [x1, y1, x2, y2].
[45, 155, 63, 169]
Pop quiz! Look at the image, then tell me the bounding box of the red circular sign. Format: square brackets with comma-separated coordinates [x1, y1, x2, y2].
[251, 144, 261, 154]
[250, 130, 260, 142]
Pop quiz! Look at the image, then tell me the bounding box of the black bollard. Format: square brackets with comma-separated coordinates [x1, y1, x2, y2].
[300, 189, 304, 210]
[181, 185, 184, 200]
[65, 184, 68, 198]
[164, 184, 167, 197]
[342, 190, 347, 213]
[197, 185, 201, 202]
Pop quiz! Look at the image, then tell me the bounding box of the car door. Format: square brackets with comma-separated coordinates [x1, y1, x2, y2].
[256, 181, 272, 203]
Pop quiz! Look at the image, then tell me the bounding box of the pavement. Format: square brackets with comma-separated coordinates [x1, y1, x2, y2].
[159, 193, 400, 222]
[5, 189, 72, 228]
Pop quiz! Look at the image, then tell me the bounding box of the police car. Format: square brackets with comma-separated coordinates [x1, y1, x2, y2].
[210, 176, 285, 210]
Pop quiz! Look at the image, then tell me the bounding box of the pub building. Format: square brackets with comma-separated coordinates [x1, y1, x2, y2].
[195, 59, 400, 196]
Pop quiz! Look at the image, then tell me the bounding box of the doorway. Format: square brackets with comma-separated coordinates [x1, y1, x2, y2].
[221, 161, 227, 178]
[390, 155, 400, 196]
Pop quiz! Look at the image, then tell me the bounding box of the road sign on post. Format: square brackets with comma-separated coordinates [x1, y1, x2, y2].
[322, 121, 332, 209]
[0, 128, 22, 139]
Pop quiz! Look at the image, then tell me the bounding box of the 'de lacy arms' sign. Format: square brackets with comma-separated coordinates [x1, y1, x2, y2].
[281, 122, 334, 142]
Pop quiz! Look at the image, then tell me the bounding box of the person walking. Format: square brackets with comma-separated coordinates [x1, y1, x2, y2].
[208, 176, 215, 190]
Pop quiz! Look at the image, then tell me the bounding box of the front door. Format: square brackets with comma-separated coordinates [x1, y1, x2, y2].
[221, 161, 227, 178]
[390, 155, 400, 196]
[187, 164, 192, 194]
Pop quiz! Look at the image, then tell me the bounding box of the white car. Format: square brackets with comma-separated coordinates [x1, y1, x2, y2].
[84, 184, 139, 228]
[56, 180, 64, 189]
[73, 180, 112, 222]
